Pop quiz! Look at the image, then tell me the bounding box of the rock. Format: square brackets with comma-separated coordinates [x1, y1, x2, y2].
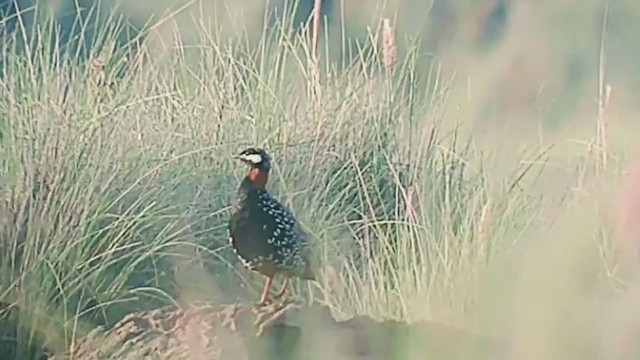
[49, 299, 507, 360]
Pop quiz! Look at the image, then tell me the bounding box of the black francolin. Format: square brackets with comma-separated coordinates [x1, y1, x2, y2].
[228, 147, 316, 306]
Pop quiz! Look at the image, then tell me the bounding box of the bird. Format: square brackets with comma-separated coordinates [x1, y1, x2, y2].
[228, 147, 316, 306]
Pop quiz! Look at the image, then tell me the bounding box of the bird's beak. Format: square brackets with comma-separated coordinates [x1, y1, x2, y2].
[233, 154, 247, 164]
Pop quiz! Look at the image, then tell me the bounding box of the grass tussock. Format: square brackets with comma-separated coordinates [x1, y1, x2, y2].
[0, 2, 639, 359]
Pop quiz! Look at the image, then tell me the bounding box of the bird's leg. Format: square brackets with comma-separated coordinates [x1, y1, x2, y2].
[257, 276, 274, 306]
[273, 277, 290, 299]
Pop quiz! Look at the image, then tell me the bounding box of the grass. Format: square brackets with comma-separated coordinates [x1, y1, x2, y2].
[0, 1, 639, 359]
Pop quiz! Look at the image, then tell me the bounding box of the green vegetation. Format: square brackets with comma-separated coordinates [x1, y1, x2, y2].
[0, 1, 639, 359]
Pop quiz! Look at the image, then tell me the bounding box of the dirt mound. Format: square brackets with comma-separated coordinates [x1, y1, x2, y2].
[49, 300, 507, 360]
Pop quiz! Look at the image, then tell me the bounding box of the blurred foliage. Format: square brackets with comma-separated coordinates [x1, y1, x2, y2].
[2, 0, 638, 131]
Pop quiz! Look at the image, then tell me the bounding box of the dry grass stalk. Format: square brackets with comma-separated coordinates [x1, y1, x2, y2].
[89, 58, 109, 109]
[597, 83, 612, 168]
[382, 17, 398, 73]
[596, 0, 611, 170]
[306, 0, 323, 113]
[477, 198, 494, 244]
[404, 185, 420, 222]
[91, 59, 107, 89]
[312, 0, 322, 54]
[322, 264, 342, 300]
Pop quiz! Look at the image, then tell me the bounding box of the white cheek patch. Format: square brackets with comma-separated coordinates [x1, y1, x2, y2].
[240, 153, 263, 164]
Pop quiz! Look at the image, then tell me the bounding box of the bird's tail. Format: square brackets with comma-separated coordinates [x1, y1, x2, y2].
[301, 261, 317, 281]
[301, 249, 319, 281]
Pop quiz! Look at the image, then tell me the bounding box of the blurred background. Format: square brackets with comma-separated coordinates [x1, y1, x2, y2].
[2, 0, 639, 133]
[1, 1, 640, 359]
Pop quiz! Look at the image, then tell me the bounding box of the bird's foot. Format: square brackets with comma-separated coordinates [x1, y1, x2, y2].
[252, 298, 273, 312]
[253, 299, 300, 337]
[251, 295, 292, 315]
[272, 292, 288, 301]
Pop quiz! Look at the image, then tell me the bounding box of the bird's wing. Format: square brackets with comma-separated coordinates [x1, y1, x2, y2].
[256, 191, 317, 278]
[281, 205, 308, 242]
[258, 192, 311, 254]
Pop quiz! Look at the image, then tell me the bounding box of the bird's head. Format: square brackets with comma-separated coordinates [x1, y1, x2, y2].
[234, 147, 271, 189]
[234, 147, 271, 172]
